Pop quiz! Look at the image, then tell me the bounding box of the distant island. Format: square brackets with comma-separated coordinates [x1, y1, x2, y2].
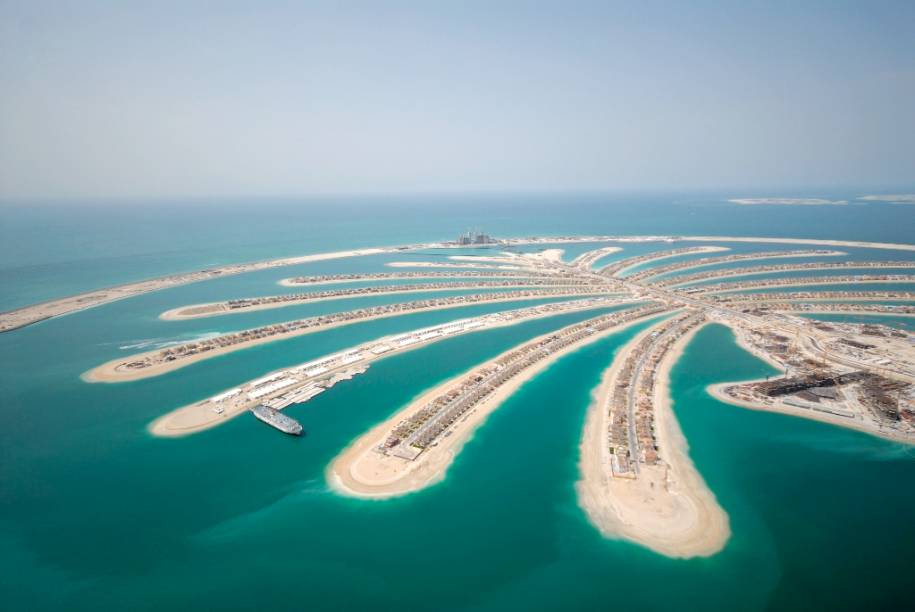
[728, 198, 848, 206]
[858, 194, 915, 204]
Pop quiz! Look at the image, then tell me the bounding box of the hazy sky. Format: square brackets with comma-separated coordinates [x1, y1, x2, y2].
[1, 0, 913, 199]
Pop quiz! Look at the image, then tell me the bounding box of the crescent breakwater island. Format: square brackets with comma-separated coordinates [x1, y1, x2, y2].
[6, 233, 915, 333]
[23, 232, 915, 560]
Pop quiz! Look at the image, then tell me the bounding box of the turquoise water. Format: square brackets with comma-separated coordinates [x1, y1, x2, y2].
[2, 194, 914, 610]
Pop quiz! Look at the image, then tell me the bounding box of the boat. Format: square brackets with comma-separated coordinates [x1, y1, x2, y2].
[251, 404, 304, 436]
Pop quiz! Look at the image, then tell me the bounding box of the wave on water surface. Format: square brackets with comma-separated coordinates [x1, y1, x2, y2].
[117, 332, 223, 351]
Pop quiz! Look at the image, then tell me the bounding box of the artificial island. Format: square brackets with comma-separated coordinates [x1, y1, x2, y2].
[5, 231, 915, 559]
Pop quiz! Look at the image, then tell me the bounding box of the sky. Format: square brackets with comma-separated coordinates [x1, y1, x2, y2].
[0, 0, 913, 199]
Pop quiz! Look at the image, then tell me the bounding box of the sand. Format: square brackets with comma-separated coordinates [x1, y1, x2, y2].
[327, 311, 668, 499]
[728, 198, 847, 206]
[602, 246, 731, 276]
[676, 236, 915, 252]
[0, 247, 393, 333]
[387, 262, 525, 270]
[571, 246, 623, 268]
[576, 321, 731, 558]
[148, 297, 638, 437]
[158, 283, 587, 320]
[6, 235, 914, 334]
[704, 276, 915, 295]
[706, 383, 914, 445]
[278, 274, 548, 287]
[665, 262, 915, 287]
[705, 319, 915, 445]
[85, 290, 617, 383]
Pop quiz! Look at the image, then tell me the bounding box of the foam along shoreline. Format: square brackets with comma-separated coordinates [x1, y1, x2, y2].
[85, 290, 616, 383]
[576, 321, 730, 558]
[149, 297, 637, 437]
[159, 281, 594, 320]
[327, 307, 668, 500]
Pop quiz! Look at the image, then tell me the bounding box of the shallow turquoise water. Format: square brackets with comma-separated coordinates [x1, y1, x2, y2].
[2, 194, 915, 610]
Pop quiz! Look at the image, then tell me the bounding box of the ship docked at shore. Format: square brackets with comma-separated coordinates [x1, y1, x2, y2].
[251, 404, 304, 436]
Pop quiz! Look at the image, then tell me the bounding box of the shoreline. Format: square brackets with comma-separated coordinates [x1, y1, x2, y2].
[158, 283, 590, 320]
[5, 235, 915, 334]
[707, 321, 915, 445]
[706, 382, 915, 445]
[149, 298, 638, 437]
[0, 247, 395, 333]
[277, 273, 546, 287]
[576, 321, 731, 558]
[85, 292, 614, 383]
[605, 246, 731, 276]
[705, 277, 915, 295]
[667, 263, 915, 287]
[327, 311, 667, 499]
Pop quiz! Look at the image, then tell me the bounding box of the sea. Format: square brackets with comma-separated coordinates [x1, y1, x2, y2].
[1, 191, 914, 610]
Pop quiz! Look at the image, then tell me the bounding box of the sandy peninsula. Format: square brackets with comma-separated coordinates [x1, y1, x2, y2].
[149, 296, 636, 437]
[0, 247, 393, 333]
[328, 310, 667, 499]
[704, 318, 915, 445]
[85, 290, 615, 383]
[576, 321, 730, 558]
[601, 246, 731, 277]
[706, 381, 915, 445]
[158, 282, 583, 320]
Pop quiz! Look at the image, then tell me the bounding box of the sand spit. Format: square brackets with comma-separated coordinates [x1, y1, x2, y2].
[576, 322, 730, 558]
